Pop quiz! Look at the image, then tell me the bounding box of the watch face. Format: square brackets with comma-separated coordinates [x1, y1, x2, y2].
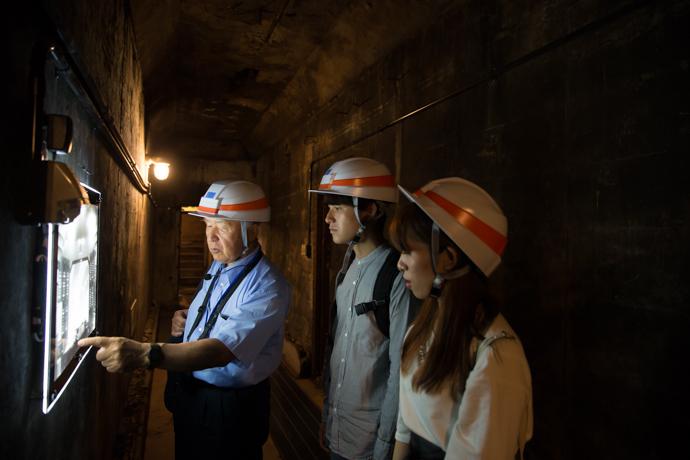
[149, 344, 162, 368]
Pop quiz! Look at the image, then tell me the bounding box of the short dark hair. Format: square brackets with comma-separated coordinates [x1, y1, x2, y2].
[323, 194, 355, 207]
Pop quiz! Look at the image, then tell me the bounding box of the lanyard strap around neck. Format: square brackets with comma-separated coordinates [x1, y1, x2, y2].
[190, 251, 263, 341]
[186, 268, 222, 341]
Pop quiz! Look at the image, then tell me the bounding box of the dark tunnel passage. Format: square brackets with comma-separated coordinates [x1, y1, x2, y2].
[3, 1, 689, 459]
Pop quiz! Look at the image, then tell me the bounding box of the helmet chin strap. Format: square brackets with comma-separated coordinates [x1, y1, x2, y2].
[429, 222, 471, 298]
[351, 196, 366, 244]
[336, 196, 368, 286]
[240, 221, 249, 255]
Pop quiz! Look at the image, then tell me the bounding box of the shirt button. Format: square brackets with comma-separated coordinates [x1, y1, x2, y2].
[341, 358, 345, 363]
[337, 383, 341, 388]
[344, 333, 348, 337]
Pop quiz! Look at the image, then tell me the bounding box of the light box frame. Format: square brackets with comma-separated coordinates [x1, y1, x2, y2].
[40, 183, 101, 414]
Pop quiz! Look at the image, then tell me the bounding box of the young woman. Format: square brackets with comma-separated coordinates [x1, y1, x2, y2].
[391, 177, 533, 460]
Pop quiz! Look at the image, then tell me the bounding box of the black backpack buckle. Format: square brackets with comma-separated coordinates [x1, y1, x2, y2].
[354, 299, 386, 316]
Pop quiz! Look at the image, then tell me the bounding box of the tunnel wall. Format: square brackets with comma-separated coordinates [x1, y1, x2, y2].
[257, 1, 689, 458]
[2, 1, 152, 459]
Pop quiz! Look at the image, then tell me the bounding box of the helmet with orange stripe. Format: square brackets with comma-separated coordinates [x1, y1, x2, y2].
[309, 157, 397, 242]
[310, 157, 397, 203]
[310, 157, 398, 281]
[398, 178, 507, 296]
[189, 180, 270, 250]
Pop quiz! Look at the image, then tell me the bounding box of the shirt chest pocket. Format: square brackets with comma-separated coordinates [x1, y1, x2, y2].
[216, 291, 246, 321]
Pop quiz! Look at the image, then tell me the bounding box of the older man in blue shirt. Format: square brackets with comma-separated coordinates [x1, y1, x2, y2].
[80, 180, 290, 460]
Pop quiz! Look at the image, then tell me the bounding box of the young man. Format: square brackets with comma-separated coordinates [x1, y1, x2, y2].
[310, 157, 417, 460]
[79, 180, 290, 460]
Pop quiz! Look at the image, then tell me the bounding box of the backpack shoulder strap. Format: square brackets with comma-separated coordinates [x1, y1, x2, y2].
[373, 249, 401, 338]
[471, 330, 516, 369]
[353, 249, 400, 338]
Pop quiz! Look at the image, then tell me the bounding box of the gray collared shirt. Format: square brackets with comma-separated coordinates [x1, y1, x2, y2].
[324, 245, 415, 460]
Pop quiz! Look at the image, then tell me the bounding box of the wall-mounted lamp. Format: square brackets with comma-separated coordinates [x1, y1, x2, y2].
[146, 158, 171, 181]
[152, 162, 170, 180]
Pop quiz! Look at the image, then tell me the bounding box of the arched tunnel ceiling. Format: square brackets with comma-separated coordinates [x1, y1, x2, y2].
[131, 0, 457, 162]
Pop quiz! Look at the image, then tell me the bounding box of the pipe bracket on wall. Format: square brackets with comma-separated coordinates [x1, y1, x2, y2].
[44, 43, 153, 201]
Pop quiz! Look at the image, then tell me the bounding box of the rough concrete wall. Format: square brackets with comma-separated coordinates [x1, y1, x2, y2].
[152, 206, 181, 312]
[44, 0, 147, 172]
[257, 1, 690, 458]
[2, 2, 151, 459]
[249, 0, 458, 155]
[257, 142, 320, 353]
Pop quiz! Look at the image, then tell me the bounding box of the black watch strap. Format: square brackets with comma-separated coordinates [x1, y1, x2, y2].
[147, 343, 163, 369]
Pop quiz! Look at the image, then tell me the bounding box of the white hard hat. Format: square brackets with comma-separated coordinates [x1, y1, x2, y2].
[189, 180, 270, 222]
[399, 178, 507, 277]
[309, 157, 397, 203]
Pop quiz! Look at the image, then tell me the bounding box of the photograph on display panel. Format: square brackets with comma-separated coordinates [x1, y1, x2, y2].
[39, 183, 100, 414]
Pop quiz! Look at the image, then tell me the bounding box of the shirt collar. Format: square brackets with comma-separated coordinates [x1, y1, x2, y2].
[220, 246, 261, 272]
[354, 244, 387, 266]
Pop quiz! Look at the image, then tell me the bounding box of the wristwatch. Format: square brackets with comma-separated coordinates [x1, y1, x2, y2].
[147, 343, 164, 369]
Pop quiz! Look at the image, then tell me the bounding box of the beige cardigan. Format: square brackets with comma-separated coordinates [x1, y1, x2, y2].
[395, 314, 533, 460]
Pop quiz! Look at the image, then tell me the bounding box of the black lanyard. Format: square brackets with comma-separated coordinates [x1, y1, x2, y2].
[186, 251, 263, 342]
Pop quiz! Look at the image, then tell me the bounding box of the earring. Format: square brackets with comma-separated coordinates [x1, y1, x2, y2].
[429, 274, 444, 298]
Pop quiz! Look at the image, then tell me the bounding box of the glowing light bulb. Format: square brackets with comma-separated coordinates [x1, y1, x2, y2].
[153, 162, 170, 180]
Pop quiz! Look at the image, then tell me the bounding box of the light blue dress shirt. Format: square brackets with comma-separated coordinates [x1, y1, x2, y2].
[183, 248, 291, 388]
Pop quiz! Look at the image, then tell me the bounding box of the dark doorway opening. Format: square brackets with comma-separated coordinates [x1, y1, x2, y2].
[177, 213, 209, 302]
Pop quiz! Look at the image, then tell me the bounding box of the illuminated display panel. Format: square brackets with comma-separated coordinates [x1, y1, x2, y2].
[42, 184, 100, 414]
